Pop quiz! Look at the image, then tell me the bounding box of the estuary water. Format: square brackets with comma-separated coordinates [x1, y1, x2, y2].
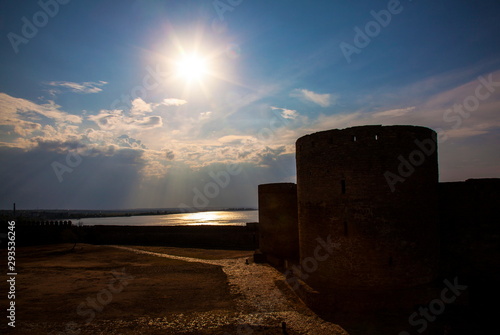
[78, 210, 258, 226]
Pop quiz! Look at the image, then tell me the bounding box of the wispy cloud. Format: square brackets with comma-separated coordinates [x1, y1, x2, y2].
[0, 93, 82, 136]
[161, 98, 187, 106]
[128, 97, 186, 117]
[271, 106, 299, 120]
[372, 107, 416, 118]
[301, 70, 500, 142]
[88, 109, 163, 131]
[218, 135, 257, 145]
[87, 96, 189, 131]
[45, 80, 108, 94]
[199, 111, 212, 120]
[290, 88, 336, 107]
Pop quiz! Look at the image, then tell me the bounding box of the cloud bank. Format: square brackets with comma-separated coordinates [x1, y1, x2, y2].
[1, 69, 499, 209]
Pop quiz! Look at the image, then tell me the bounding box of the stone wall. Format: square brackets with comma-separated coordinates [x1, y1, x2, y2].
[439, 178, 500, 282]
[7, 224, 259, 250]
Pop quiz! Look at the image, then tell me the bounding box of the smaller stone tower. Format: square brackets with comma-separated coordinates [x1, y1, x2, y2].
[258, 183, 299, 266]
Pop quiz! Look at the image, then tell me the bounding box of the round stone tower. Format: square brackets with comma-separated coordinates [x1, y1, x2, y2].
[296, 125, 439, 292]
[258, 183, 299, 265]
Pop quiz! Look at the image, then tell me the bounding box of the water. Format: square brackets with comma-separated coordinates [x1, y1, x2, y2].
[78, 210, 258, 226]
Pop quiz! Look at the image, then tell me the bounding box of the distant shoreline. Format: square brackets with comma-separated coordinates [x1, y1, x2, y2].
[0, 207, 257, 221]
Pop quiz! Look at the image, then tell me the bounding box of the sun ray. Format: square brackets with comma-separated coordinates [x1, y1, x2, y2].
[143, 24, 257, 100]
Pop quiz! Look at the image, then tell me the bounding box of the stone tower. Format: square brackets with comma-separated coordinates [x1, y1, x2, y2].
[258, 183, 299, 265]
[295, 125, 440, 294]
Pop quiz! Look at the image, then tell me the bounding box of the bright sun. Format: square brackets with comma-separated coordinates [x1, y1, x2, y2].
[174, 53, 209, 82]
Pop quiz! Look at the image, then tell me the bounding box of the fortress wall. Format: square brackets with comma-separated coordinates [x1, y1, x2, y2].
[439, 178, 500, 282]
[296, 125, 440, 290]
[10, 225, 259, 249]
[258, 183, 299, 264]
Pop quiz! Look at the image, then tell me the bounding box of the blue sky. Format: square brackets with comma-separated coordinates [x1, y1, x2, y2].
[1, 0, 499, 209]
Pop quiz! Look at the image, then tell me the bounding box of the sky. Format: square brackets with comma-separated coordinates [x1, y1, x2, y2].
[0, 0, 499, 209]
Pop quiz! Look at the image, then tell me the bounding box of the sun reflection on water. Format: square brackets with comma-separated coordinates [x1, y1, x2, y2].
[183, 211, 224, 225]
[79, 210, 258, 226]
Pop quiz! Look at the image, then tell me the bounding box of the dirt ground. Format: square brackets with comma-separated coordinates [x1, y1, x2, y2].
[1, 244, 348, 335]
[0, 244, 255, 334]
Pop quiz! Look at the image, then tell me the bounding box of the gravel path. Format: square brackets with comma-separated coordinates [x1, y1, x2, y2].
[112, 246, 348, 335]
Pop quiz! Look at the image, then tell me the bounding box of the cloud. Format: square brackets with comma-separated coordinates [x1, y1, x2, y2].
[90, 96, 185, 131]
[0, 93, 82, 124]
[45, 80, 107, 95]
[256, 146, 287, 167]
[372, 107, 416, 118]
[117, 134, 147, 149]
[218, 135, 257, 145]
[441, 124, 495, 138]
[165, 150, 175, 160]
[200, 111, 212, 120]
[130, 98, 153, 116]
[33, 138, 86, 153]
[407, 70, 500, 139]
[137, 115, 162, 128]
[87, 109, 163, 130]
[271, 106, 299, 120]
[291, 88, 336, 107]
[3, 118, 42, 137]
[123, 96, 186, 120]
[297, 70, 500, 142]
[0, 145, 147, 209]
[0, 92, 295, 209]
[87, 110, 122, 130]
[0, 93, 82, 139]
[162, 98, 187, 106]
